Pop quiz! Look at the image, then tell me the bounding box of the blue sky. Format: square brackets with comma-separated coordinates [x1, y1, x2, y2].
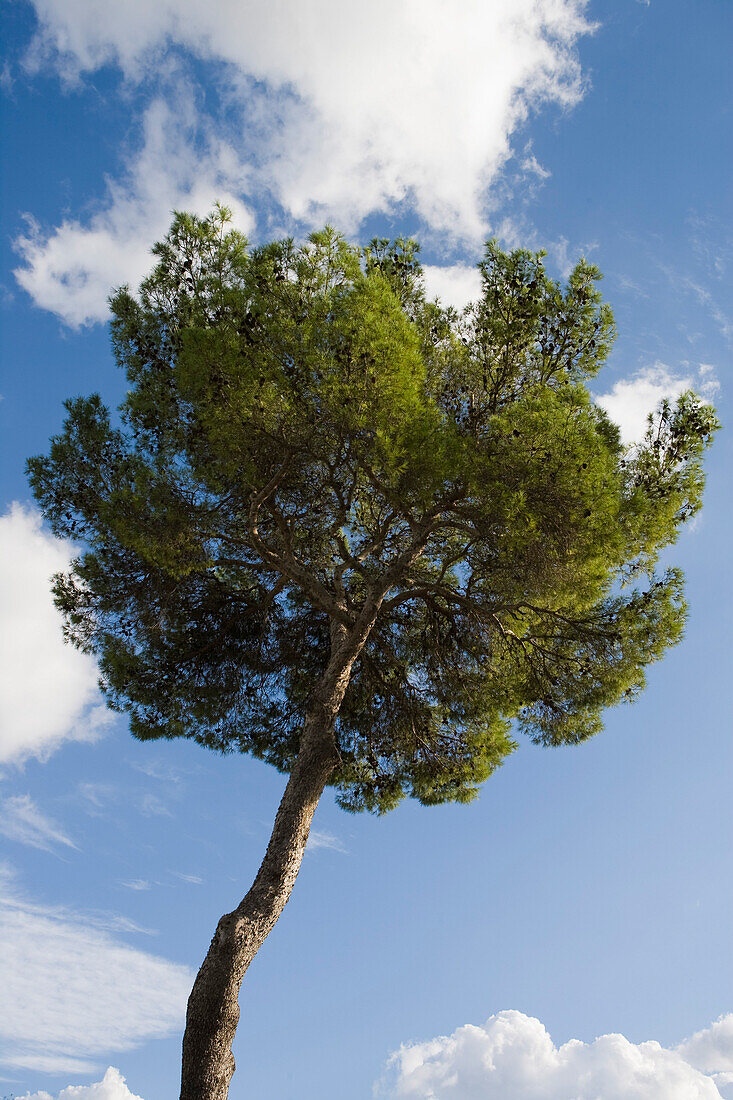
[0, 1, 731, 1097]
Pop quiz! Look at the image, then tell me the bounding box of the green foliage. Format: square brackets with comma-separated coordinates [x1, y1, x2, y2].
[28, 207, 719, 813]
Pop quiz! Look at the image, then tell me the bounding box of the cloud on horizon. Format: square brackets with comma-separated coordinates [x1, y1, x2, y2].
[15, 0, 593, 325]
[378, 1009, 733, 1099]
[0, 504, 113, 766]
[18, 1010, 733, 1098]
[20, 1066, 143, 1099]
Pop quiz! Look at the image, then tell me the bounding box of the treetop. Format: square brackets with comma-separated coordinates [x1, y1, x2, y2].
[28, 207, 719, 813]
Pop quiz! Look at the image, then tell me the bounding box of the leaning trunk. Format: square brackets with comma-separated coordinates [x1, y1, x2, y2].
[179, 592, 393, 1098]
[179, 712, 339, 1098]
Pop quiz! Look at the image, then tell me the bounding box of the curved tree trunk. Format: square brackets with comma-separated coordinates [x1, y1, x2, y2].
[179, 636, 357, 1100]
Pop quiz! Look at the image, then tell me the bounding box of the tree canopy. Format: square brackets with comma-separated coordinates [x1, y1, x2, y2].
[29, 206, 719, 814]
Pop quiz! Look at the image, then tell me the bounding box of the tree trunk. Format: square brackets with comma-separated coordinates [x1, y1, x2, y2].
[178, 641, 355, 1100]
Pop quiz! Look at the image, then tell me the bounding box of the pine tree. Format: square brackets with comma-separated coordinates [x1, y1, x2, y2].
[28, 207, 718, 1099]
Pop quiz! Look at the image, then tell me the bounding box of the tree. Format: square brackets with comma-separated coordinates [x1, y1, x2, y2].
[28, 207, 718, 1099]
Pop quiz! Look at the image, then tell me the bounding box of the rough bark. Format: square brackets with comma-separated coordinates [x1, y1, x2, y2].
[179, 633, 359, 1100]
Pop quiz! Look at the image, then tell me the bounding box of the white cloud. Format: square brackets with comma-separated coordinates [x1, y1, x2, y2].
[0, 871, 192, 1076]
[130, 759, 185, 783]
[697, 363, 721, 396]
[521, 152, 551, 181]
[378, 1009, 730, 1099]
[87, 916, 157, 937]
[20, 1065, 144, 1100]
[0, 795, 77, 853]
[17, 0, 593, 325]
[136, 791, 173, 818]
[14, 95, 254, 327]
[545, 234, 592, 279]
[307, 829, 347, 854]
[77, 782, 115, 815]
[678, 276, 733, 346]
[678, 1015, 733, 1077]
[15, 1010, 733, 1100]
[489, 212, 593, 280]
[0, 504, 112, 766]
[423, 264, 483, 312]
[595, 362, 719, 446]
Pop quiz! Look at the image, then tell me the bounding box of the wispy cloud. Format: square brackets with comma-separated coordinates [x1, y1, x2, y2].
[77, 781, 116, 815]
[0, 870, 191, 1076]
[0, 795, 77, 854]
[136, 792, 173, 819]
[307, 829, 347, 854]
[378, 1009, 733, 1098]
[615, 272, 649, 297]
[655, 216, 733, 349]
[0, 61, 14, 95]
[171, 871, 203, 885]
[130, 759, 187, 784]
[119, 879, 153, 892]
[491, 212, 595, 280]
[521, 151, 551, 182]
[78, 773, 182, 821]
[687, 212, 731, 281]
[88, 914, 157, 937]
[679, 277, 733, 345]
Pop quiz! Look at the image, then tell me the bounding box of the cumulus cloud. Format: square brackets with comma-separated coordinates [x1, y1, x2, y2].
[0, 795, 77, 853]
[0, 870, 192, 1075]
[423, 264, 483, 312]
[379, 1009, 731, 1099]
[20, 1065, 143, 1100]
[0, 504, 112, 766]
[16, 0, 592, 325]
[595, 361, 719, 446]
[678, 1015, 733, 1086]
